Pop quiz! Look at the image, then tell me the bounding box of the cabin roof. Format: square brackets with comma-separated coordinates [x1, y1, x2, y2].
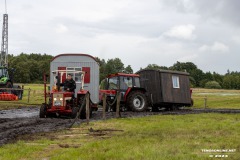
[136, 69, 190, 76]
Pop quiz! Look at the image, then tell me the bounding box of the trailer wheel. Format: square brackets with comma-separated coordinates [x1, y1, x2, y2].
[127, 91, 147, 112]
[39, 104, 47, 118]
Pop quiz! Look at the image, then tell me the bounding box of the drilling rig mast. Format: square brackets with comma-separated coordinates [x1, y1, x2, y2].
[0, 13, 8, 67]
[0, 0, 23, 100]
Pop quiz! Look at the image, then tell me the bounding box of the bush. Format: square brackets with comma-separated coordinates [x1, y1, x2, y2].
[205, 81, 222, 89]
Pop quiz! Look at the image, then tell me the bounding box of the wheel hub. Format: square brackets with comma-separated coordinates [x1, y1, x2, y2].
[133, 96, 145, 109]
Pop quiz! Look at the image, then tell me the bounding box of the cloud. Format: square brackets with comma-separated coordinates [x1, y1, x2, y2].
[199, 42, 229, 53]
[163, 24, 196, 40]
[55, 24, 68, 33]
[177, 54, 198, 62]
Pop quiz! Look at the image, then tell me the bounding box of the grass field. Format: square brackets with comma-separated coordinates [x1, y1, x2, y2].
[0, 84, 45, 110]
[0, 113, 239, 160]
[192, 88, 240, 109]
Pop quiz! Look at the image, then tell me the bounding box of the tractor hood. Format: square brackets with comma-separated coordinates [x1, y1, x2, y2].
[0, 77, 8, 83]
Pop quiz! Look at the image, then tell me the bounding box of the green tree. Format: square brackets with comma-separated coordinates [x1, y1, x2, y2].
[205, 81, 222, 89]
[145, 64, 169, 70]
[105, 58, 125, 75]
[124, 65, 133, 74]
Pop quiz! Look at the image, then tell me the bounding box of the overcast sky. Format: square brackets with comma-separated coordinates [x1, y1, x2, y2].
[1, 0, 240, 74]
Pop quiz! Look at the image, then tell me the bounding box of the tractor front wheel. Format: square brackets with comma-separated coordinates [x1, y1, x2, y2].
[127, 91, 148, 112]
[39, 104, 47, 118]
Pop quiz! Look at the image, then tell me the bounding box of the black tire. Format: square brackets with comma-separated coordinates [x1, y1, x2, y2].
[127, 91, 148, 112]
[17, 90, 23, 100]
[190, 98, 194, 107]
[71, 107, 79, 119]
[152, 106, 160, 112]
[39, 104, 47, 118]
[80, 103, 92, 119]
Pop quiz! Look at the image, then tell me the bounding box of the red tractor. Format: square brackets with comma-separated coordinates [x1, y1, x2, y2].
[40, 70, 97, 119]
[99, 73, 148, 112]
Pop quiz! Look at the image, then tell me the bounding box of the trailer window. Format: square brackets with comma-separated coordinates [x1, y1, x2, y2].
[172, 75, 180, 88]
[66, 67, 82, 83]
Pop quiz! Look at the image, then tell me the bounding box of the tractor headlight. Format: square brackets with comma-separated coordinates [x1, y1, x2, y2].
[54, 98, 57, 101]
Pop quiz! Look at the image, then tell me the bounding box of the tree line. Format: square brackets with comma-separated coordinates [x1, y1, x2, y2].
[7, 53, 240, 90]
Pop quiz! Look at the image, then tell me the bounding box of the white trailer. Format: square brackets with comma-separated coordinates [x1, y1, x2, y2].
[50, 54, 99, 103]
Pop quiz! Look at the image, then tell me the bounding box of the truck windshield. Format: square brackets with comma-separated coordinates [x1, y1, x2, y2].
[0, 69, 3, 77]
[0, 68, 7, 77]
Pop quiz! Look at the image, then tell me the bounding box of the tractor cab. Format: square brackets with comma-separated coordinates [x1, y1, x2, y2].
[103, 73, 141, 99]
[100, 73, 148, 112]
[0, 66, 10, 86]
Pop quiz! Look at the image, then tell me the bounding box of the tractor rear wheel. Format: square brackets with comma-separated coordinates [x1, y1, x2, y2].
[71, 107, 79, 119]
[127, 91, 148, 112]
[39, 104, 47, 118]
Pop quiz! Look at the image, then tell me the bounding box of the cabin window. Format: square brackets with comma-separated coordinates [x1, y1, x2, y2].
[66, 67, 82, 83]
[120, 76, 133, 90]
[172, 75, 180, 88]
[134, 77, 140, 87]
[108, 77, 119, 89]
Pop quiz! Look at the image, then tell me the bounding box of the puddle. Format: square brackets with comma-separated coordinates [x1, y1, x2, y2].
[0, 107, 39, 118]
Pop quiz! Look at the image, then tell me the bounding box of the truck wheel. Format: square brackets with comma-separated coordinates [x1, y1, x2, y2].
[6, 82, 12, 93]
[127, 91, 147, 112]
[39, 104, 47, 118]
[71, 107, 79, 119]
[17, 90, 23, 100]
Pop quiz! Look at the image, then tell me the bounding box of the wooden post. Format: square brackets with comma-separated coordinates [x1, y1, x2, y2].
[204, 96, 207, 109]
[27, 88, 31, 103]
[116, 91, 121, 118]
[102, 93, 106, 120]
[86, 93, 90, 125]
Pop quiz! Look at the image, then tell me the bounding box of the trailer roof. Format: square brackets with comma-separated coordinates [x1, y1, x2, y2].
[51, 53, 98, 63]
[136, 69, 190, 76]
[108, 73, 140, 78]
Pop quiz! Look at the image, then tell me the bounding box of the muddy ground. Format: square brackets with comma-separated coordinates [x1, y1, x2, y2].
[0, 107, 240, 146]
